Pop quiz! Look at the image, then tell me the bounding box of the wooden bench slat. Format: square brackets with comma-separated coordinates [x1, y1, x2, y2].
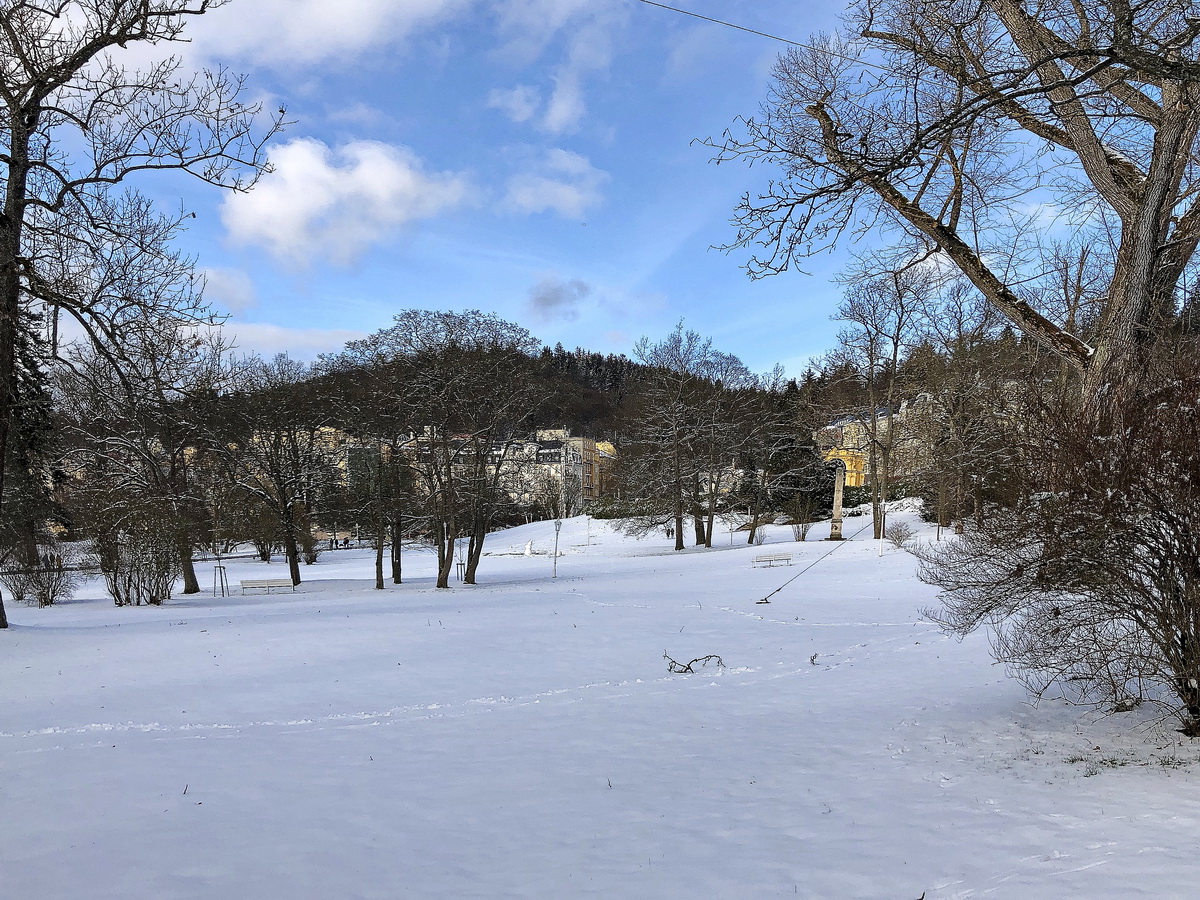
[240, 578, 295, 593]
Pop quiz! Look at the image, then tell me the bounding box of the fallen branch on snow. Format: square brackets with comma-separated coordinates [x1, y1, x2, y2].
[664, 652, 725, 674]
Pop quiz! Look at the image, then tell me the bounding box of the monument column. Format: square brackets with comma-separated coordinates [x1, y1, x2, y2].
[828, 462, 845, 541]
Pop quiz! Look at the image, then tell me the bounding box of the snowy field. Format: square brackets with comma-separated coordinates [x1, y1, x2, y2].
[4, 511, 1200, 899]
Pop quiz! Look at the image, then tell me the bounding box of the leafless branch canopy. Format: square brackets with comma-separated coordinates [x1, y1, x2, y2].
[709, 0, 1200, 397]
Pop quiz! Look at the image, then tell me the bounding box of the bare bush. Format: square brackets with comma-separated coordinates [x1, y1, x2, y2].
[0, 547, 79, 607]
[784, 490, 820, 542]
[885, 521, 914, 550]
[920, 351, 1200, 735]
[0, 570, 31, 606]
[94, 528, 181, 607]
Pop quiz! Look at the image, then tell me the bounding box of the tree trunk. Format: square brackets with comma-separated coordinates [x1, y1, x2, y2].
[748, 467, 767, 545]
[390, 519, 402, 584]
[464, 524, 486, 584]
[0, 121, 33, 539]
[16, 521, 38, 567]
[954, 475, 966, 535]
[673, 488, 685, 552]
[879, 439, 891, 541]
[283, 509, 302, 586]
[374, 528, 385, 590]
[2, 117, 46, 630]
[868, 439, 882, 540]
[179, 532, 201, 595]
[435, 517, 454, 588]
[374, 447, 385, 589]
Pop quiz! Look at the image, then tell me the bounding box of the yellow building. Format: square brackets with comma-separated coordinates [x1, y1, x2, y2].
[822, 447, 868, 488]
[816, 397, 935, 489]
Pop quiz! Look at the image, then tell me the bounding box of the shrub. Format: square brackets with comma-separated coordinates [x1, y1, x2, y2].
[0, 546, 79, 607]
[885, 521, 914, 549]
[94, 527, 180, 606]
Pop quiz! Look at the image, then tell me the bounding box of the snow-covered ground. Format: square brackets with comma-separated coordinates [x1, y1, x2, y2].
[4, 511, 1200, 899]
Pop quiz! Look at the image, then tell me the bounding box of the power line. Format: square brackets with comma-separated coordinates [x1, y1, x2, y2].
[628, 0, 898, 77]
[630, 0, 802, 47]
[629, 0, 1039, 152]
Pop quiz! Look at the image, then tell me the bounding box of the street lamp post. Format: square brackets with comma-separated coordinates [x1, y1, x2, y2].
[553, 519, 562, 578]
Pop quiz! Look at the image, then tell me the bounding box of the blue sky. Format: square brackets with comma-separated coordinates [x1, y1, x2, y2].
[143, 0, 851, 375]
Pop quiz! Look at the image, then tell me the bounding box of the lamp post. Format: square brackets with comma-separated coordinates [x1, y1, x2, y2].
[553, 519, 562, 578]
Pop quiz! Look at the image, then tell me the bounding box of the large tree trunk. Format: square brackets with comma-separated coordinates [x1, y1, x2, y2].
[0, 157, 26, 629]
[0, 119, 32, 539]
[283, 507, 302, 586]
[178, 532, 201, 595]
[464, 523, 486, 584]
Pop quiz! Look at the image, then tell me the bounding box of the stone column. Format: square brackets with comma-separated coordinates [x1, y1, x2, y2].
[828, 463, 845, 541]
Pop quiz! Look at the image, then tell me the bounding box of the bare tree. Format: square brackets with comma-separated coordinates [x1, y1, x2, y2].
[339, 310, 543, 588]
[218, 355, 338, 587]
[828, 254, 930, 538]
[56, 321, 230, 602]
[0, 0, 281, 626]
[617, 324, 786, 549]
[617, 324, 716, 550]
[710, 0, 1200, 409]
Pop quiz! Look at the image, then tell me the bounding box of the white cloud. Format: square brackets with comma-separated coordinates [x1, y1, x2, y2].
[202, 267, 258, 314]
[487, 85, 542, 123]
[222, 138, 469, 265]
[187, 0, 470, 67]
[493, 0, 625, 134]
[541, 70, 586, 134]
[505, 149, 607, 218]
[493, 0, 598, 63]
[222, 322, 368, 360]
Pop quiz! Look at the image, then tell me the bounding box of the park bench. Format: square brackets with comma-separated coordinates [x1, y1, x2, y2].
[240, 578, 295, 594]
[753, 553, 792, 568]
